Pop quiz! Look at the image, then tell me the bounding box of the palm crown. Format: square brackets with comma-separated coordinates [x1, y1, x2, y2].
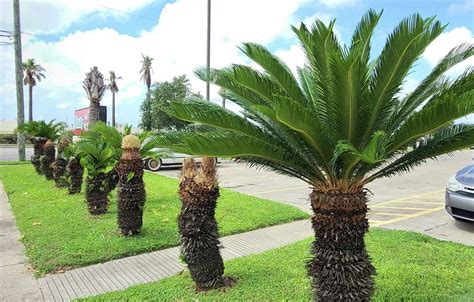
[17, 120, 66, 141]
[83, 66, 106, 103]
[156, 10, 474, 192]
[22, 59, 46, 86]
[107, 71, 120, 93]
[140, 54, 154, 91]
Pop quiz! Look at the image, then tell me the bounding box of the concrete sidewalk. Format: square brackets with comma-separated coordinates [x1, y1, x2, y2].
[0, 182, 44, 302]
[37, 220, 312, 301]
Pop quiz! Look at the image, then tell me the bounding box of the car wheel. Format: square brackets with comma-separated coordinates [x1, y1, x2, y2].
[147, 158, 162, 171]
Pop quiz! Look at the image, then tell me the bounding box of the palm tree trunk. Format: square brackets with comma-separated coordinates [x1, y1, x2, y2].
[66, 158, 83, 194]
[53, 158, 68, 188]
[28, 84, 33, 122]
[308, 189, 375, 301]
[112, 92, 116, 127]
[178, 158, 227, 290]
[32, 137, 46, 174]
[85, 173, 109, 215]
[41, 140, 55, 180]
[88, 101, 100, 127]
[117, 147, 145, 235]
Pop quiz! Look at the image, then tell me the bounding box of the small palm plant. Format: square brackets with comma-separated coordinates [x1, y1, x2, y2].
[178, 157, 227, 290]
[155, 10, 474, 300]
[107, 71, 121, 127]
[22, 59, 46, 122]
[17, 120, 65, 174]
[139, 54, 154, 96]
[116, 135, 146, 235]
[52, 135, 71, 188]
[83, 66, 106, 127]
[75, 140, 120, 215]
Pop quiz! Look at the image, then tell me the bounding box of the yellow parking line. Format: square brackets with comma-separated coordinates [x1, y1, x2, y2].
[371, 205, 431, 210]
[370, 212, 406, 216]
[371, 190, 444, 207]
[249, 186, 309, 195]
[372, 206, 445, 227]
[393, 200, 444, 205]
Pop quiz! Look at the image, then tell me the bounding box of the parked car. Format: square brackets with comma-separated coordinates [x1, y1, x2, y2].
[445, 165, 474, 222]
[143, 150, 217, 171]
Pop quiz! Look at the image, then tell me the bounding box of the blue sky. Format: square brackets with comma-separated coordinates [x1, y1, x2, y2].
[0, 0, 473, 128]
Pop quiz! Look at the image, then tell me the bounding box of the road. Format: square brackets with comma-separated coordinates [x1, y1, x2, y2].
[0, 145, 34, 161]
[156, 151, 474, 246]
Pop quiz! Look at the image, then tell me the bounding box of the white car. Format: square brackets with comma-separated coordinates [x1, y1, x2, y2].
[144, 152, 218, 171]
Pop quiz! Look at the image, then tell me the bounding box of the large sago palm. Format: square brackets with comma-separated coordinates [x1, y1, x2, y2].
[83, 66, 106, 127]
[155, 10, 474, 301]
[22, 59, 46, 122]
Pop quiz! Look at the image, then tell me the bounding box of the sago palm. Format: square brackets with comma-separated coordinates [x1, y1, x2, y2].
[107, 71, 121, 127]
[75, 140, 120, 215]
[139, 54, 153, 95]
[83, 66, 106, 127]
[17, 120, 65, 175]
[22, 58, 46, 122]
[155, 10, 474, 301]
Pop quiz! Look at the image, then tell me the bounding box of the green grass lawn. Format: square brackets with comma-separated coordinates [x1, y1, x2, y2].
[0, 163, 308, 275]
[80, 229, 474, 301]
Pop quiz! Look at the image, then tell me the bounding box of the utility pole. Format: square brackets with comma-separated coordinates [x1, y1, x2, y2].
[13, 0, 25, 161]
[206, 0, 211, 101]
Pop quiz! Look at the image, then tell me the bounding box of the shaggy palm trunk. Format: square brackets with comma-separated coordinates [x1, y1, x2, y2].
[31, 137, 46, 174]
[178, 157, 226, 290]
[106, 168, 119, 193]
[53, 137, 70, 188]
[66, 158, 83, 194]
[117, 135, 146, 235]
[308, 189, 375, 301]
[40, 140, 55, 180]
[85, 173, 109, 215]
[53, 158, 68, 188]
[88, 101, 100, 127]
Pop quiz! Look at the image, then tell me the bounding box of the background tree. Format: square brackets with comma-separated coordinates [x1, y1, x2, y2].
[83, 66, 106, 127]
[22, 59, 45, 122]
[155, 11, 474, 301]
[139, 75, 201, 131]
[139, 54, 153, 95]
[107, 71, 121, 127]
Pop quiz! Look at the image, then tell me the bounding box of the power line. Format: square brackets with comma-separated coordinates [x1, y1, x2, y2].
[90, 3, 156, 23]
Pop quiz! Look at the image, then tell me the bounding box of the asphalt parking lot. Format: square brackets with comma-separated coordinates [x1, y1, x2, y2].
[157, 151, 474, 246]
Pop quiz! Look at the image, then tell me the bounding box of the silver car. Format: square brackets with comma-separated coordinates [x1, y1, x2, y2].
[445, 165, 474, 222]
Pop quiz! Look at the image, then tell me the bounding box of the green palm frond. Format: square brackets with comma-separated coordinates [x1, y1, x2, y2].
[362, 14, 445, 142]
[17, 120, 66, 141]
[155, 11, 474, 190]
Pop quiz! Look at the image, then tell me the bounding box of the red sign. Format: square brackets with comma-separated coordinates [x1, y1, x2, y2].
[73, 107, 90, 135]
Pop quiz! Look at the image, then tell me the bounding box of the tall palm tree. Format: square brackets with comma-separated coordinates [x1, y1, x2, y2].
[155, 11, 474, 301]
[22, 59, 46, 122]
[107, 71, 121, 127]
[139, 54, 154, 96]
[83, 66, 106, 127]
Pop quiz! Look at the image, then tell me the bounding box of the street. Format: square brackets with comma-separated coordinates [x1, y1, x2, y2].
[0, 145, 33, 161]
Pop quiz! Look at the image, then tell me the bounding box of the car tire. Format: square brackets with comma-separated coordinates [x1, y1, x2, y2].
[146, 158, 162, 171]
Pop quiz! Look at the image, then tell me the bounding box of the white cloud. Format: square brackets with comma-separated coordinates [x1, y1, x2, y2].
[57, 102, 71, 109]
[423, 27, 474, 76]
[275, 44, 306, 74]
[318, 0, 358, 8]
[0, 0, 311, 126]
[0, 0, 154, 34]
